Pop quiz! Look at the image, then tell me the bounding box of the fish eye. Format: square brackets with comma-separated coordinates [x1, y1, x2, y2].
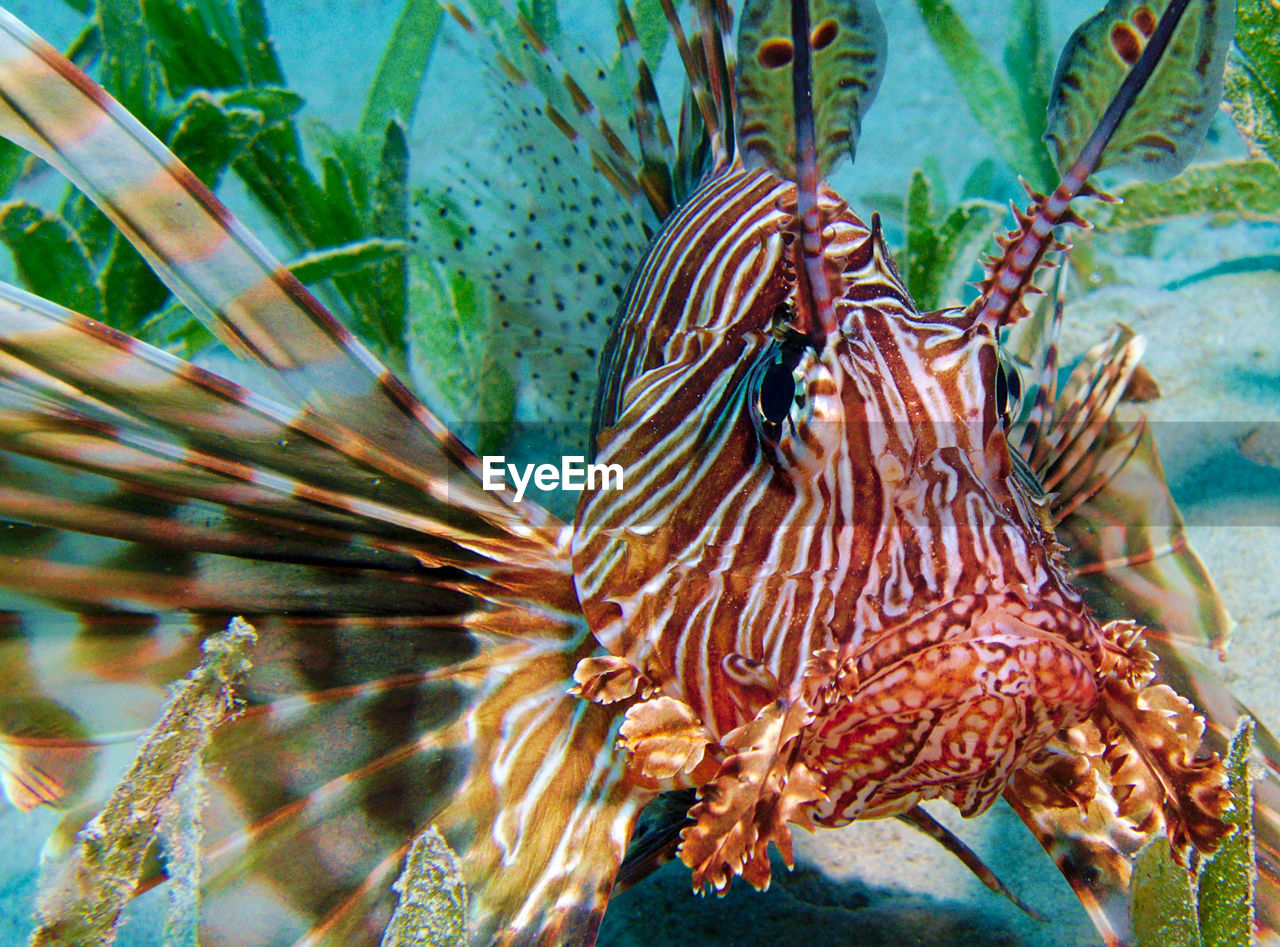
[758, 359, 797, 433]
[995, 356, 1023, 428]
[749, 338, 808, 444]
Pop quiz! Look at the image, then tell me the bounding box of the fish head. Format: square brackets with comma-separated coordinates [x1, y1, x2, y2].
[571, 165, 1105, 802]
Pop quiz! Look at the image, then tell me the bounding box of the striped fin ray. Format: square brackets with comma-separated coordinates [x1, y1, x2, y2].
[1014, 257, 1069, 458]
[658, 0, 732, 172]
[1030, 326, 1147, 502]
[0, 610, 224, 816]
[407, 9, 668, 490]
[0, 282, 556, 569]
[414, 1, 734, 479]
[0, 402, 444, 576]
[1006, 308, 1280, 941]
[688, 0, 735, 166]
[0, 453, 423, 575]
[613, 0, 733, 213]
[1019, 321, 1231, 653]
[0, 10, 557, 548]
[616, 1, 677, 217]
[896, 806, 1044, 919]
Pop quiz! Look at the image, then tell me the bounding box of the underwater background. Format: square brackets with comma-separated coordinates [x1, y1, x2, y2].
[0, 0, 1277, 943]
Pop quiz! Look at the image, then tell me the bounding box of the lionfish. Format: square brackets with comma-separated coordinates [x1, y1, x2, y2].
[0, 0, 1273, 944]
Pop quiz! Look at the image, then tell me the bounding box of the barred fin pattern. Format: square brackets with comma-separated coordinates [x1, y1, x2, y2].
[1005, 294, 1280, 942]
[0, 8, 656, 944]
[0, 9, 555, 549]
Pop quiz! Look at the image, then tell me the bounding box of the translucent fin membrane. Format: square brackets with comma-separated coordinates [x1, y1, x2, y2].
[735, 0, 886, 181]
[1046, 0, 1236, 179]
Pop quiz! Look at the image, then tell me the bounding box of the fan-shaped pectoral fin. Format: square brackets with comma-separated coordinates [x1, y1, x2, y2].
[676, 697, 825, 893]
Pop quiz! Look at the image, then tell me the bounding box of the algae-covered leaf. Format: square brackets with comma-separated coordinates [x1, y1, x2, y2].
[524, 0, 560, 41]
[219, 85, 304, 129]
[320, 152, 366, 246]
[168, 91, 273, 189]
[631, 0, 673, 65]
[100, 232, 172, 334]
[157, 763, 207, 947]
[1198, 717, 1256, 947]
[359, 0, 443, 138]
[30, 618, 256, 947]
[367, 119, 411, 349]
[236, 0, 284, 85]
[916, 0, 1054, 189]
[99, 0, 160, 122]
[1003, 0, 1054, 163]
[0, 139, 27, 199]
[143, 0, 246, 96]
[1131, 836, 1203, 947]
[905, 169, 937, 303]
[379, 825, 468, 947]
[929, 200, 1006, 308]
[1045, 0, 1236, 180]
[407, 246, 516, 457]
[0, 202, 103, 321]
[1098, 158, 1280, 230]
[1222, 0, 1280, 167]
